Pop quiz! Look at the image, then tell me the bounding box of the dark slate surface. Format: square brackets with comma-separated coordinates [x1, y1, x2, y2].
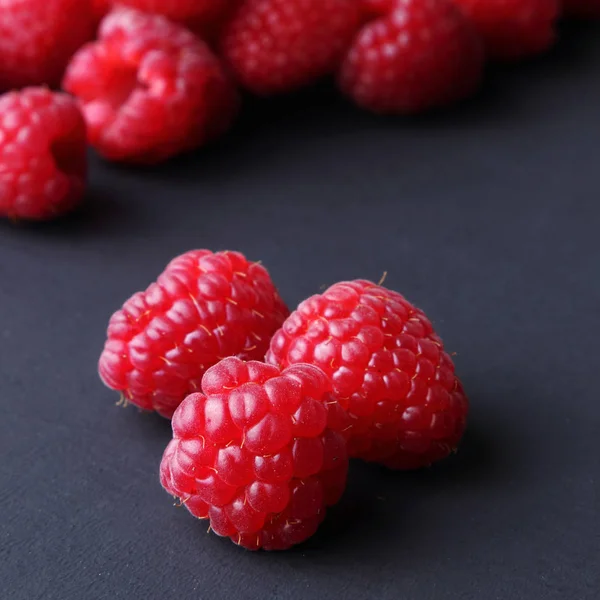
[1, 21, 599, 600]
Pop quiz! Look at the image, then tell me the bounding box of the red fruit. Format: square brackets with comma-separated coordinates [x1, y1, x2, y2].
[160, 358, 349, 551]
[62, 8, 238, 164]
[220, 0, 362, 95]
[563, 0, 600, 17]
[266, 280, 469, 470]
[98, 250, 290, 418]
[0, 88, 87, 221]
[339, 0, 484, 114]
[452, 0, 559, 60]
[0, 0, 95, 90]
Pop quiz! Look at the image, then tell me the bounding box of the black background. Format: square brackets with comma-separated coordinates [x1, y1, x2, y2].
[1, 22, 599, 600]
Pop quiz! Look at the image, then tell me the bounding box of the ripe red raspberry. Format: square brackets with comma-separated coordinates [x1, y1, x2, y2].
[452, 0, 559, 60]
[160, 358, 349, 551]
[266, 280, 469, 470]
[98, 250, 289, 419]
[62, 8, 238, 164]
[0, 88, 87, 221]
[563, 0, 600, 17]
[220, 0, 362, 95]
[338, 0, 484, 114]
[0, 0, 95, 90]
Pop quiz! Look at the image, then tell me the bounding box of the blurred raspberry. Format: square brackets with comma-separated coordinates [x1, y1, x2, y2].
[0, 88, 87, 220]
[0, 0, 95, 90]
[452, 0, 559, 60]
[339, 0, 484, 114]
[62, 7, 238, 164]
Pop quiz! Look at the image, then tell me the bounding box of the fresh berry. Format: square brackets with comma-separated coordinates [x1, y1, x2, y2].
[62, 8, 238, 164]
[160, 358, 349, 551]
[0, 88, 87, 221]
[563, 0, 600, 17]
[98, 250, 290, 418]
[220, 0, 362, 95]
[0, 0, 95, 90]
[266, 280, 469, 470]
[339, 0, 484, 114]
[452, 0, 559, 60]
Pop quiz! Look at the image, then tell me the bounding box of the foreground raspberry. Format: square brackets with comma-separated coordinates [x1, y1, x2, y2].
[160, 358, 348, 551]
[99, 250, 289, 418]
[267, 280, 468, 470]
[62, 8, 238, 164]
[0, 88, 87, 220]
[220, 0, 362, 95]
[0, 0, 95, 90]
[563, 0, 600, 16]
[339, 0, 484, 114]
[452, 0, 559, 60]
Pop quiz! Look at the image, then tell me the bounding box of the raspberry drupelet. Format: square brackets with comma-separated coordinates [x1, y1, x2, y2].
[339, 0, 484, 114]
[160, 358, 349, 550]
[267, 280, 468, 470]
[0, 0, 95, 90]
[98, 250, 289, 418]
[452, 0, 560, 60]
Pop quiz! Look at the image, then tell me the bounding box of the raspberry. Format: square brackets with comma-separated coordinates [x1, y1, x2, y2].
[0, 88, 87, 221]
[62, 8, 238, 164]
[339, 0, 484, 114]
[452, 0, 560, 60]
[266, 280, 469, 470]
[98, 250, 290, 419]
[160, 358, 349, 551]
[0, 0, 95, 90]
[220, 0, 362, 95]
[563, 0, 600, 17]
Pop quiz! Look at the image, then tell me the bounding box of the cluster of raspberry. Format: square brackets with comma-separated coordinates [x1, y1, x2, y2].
[1, 0, 597, 219]
[98, 249, 468, 551]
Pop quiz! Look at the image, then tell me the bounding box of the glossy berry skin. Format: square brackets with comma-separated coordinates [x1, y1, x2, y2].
[220, 0, 362, 95]
[563, 0, 600, 16]
[267, 280, 468, 470]
[339, 0, 484, 114]
[0, 88, 87, 221]
[99, 250, 289, 419]
[160, 358, 349, 551]
[0, 0, 95, 90]
[452, 0, 559, 60]
[62, 8, 238, 164]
